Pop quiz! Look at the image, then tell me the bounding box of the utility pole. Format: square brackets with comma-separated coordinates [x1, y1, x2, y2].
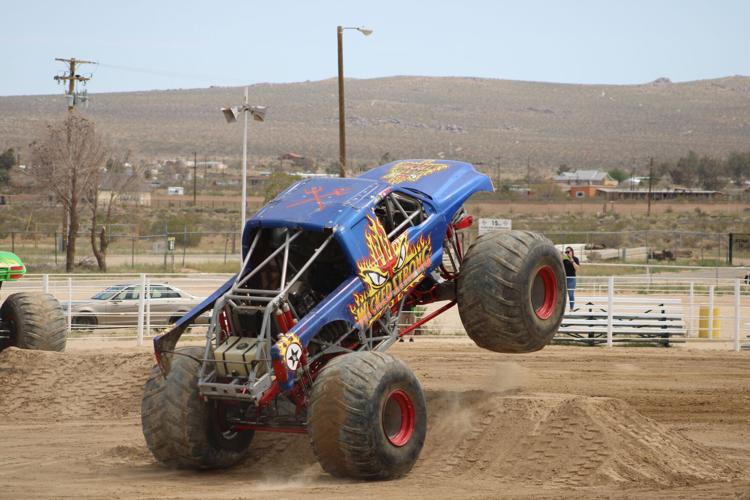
[53, 57, 96, 111]
[53, 57, 95, 262]
[337, 26, 347, 178]
[193, 152, 197, 206]
[335, 26, 373, 178]
[647, 157, 654, 217]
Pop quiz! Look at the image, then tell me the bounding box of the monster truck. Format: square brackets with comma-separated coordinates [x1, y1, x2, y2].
[142, 159, 566, 479]
[0, 251, 67, 352]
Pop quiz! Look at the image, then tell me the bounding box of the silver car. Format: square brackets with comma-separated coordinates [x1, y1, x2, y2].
[64, 283, 205, 328]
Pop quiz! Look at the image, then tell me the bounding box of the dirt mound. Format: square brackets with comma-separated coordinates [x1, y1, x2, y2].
[418, 390, 740, 488]
[0, 347, 153, 421]
[0, 349, 739, 489]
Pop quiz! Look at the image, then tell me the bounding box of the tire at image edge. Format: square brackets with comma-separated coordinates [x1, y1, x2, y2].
[0, 292, 67, 352]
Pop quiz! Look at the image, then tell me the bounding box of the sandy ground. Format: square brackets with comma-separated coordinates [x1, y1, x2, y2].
[1, 338, 749, 499]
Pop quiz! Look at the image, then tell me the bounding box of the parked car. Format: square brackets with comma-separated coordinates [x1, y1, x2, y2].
[64, 283, 205, 328]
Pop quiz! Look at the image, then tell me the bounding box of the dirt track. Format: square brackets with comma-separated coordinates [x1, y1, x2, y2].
[1, 338, 749, 499]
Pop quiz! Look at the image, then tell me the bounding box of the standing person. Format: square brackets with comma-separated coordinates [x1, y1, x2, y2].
[563, 247, 580, 310]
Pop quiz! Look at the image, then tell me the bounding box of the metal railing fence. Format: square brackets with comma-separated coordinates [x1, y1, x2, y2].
[2, 265, 748, 351]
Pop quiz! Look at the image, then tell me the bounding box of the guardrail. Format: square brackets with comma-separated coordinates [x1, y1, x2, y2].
[3, 267, 749, 351]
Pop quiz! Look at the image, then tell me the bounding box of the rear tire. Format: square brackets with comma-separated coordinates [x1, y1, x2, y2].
[141, 346, 253, 469]
[308, 352, 427, 480]
[457, 230, 566, 353]
[0, 292, 66, 352]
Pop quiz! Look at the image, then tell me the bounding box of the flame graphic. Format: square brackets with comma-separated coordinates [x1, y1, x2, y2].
[350, 216, 432, 327]
[382, 160, 450, 185]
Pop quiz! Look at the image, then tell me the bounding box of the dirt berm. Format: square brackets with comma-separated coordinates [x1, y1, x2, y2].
[0, 344, 746, 498]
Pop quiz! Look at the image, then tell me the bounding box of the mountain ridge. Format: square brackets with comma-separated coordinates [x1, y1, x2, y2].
[2, 75, 749, 171]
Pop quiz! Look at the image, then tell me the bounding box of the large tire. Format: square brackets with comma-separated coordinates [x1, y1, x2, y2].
[308, 352, 427, 480]
[457, 230, 566, 353]
[141, 346, 253, 469]
[0, 292, 66, 352]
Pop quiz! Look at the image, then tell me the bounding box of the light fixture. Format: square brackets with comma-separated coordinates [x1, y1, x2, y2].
[220, 88, 267, 250]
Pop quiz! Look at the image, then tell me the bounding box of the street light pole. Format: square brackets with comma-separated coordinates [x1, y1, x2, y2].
[337, 26, 346, 178]
[337, 26, 372, 178]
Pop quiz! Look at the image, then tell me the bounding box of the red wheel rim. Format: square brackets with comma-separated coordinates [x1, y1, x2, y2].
[382, 389, 415, 447]
[532, 265, 557, 320]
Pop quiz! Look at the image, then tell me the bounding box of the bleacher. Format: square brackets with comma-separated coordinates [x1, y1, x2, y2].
[556, 296, 686, 346]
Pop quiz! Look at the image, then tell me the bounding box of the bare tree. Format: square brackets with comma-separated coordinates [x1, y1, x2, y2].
[86, 153, 143, 271]
[29, 113, 107, 271]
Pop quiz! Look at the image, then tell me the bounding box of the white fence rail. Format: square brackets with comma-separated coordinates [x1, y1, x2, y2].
[404, 271, 749, 352]
[3, 273, 229, 345]
[3, 269, 749, 351]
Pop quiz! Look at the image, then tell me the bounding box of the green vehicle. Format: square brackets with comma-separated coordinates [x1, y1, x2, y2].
[0, 251, 67, 352]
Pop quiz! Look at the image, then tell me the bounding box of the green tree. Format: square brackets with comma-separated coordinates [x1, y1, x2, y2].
[726, 151, 750, 185]
[0, 148, 15, 170]
[670, 151, 699, 187]
[607, 168, 629, 183]
[0, 148, 15, 184]
[697, 155, 724, 190]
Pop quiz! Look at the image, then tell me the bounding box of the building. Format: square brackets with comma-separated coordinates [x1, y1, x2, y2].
[279, 153, 314, 170]
[569, 185, 599, 198]
[554, 170, 618, 187]
[595, 188, 722, 201]
[97, 174, 151, 207]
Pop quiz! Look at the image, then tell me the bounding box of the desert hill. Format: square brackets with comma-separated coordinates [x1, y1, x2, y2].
[1, 75, 750, 171]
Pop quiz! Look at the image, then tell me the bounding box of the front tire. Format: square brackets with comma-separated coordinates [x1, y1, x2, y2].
[141, 346, 253, 469]
[457, 230, 566, 353]
[308, 352, 427, 480]
[0, 292, 67, 352]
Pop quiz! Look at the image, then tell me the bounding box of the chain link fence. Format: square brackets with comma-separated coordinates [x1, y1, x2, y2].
[0, 230, 243, 270]
[5, 229, 748, 270]
[544, 230, 737, 265]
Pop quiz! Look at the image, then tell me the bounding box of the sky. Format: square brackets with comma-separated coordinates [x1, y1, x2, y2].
[2, 0, 749, 96]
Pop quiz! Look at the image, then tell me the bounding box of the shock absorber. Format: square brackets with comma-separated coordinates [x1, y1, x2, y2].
[282, 301, 296, 328]
[275, 304, 289, 333]
[218, 308, 231, 344]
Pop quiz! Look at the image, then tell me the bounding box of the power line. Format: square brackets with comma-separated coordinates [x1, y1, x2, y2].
[95, 62, 245, 86]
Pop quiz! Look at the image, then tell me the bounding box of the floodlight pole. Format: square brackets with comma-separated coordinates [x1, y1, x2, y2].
[222, 89, 266, 256]
[241, 86, 249, 238]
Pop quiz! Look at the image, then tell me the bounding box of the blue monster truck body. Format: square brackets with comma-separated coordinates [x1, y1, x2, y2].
[142, 159, 565, 479]
[154, 159, 491, 402]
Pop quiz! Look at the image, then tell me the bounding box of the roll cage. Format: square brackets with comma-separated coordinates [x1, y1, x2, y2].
[195, 190, 439, 407]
